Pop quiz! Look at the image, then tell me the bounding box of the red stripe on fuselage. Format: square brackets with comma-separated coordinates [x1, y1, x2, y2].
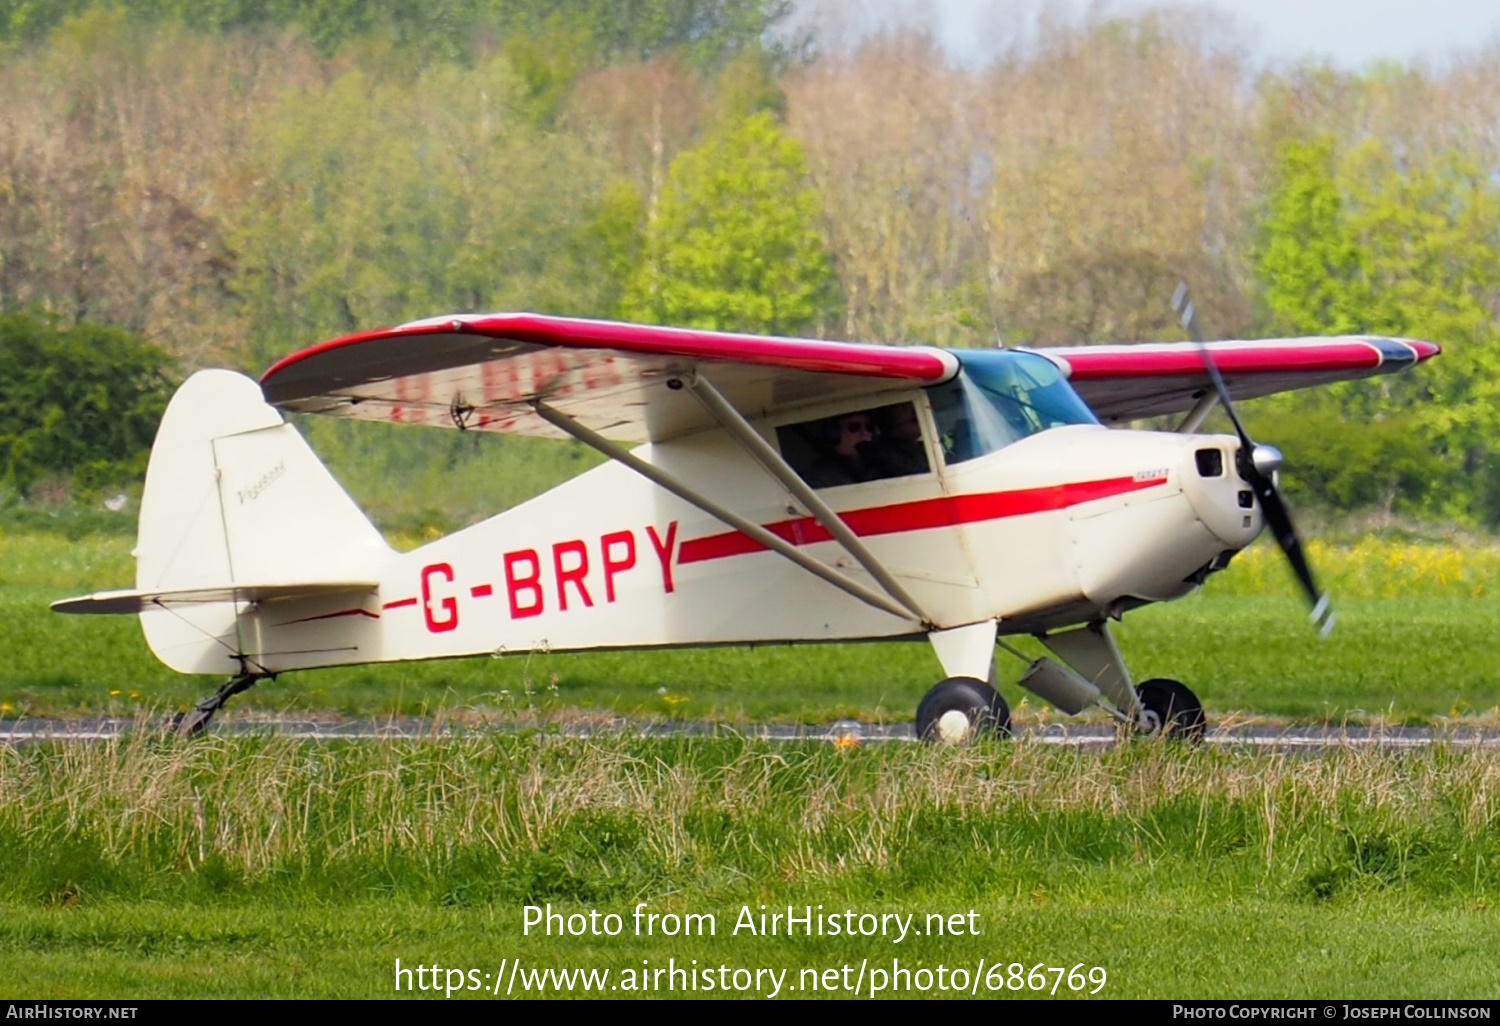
[677, 475, 1167, 565]
[382, 597, 418, 610]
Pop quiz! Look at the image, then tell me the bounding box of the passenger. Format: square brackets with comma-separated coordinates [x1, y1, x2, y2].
[803, 411, 877, 488]
[869, 403, 930, 478]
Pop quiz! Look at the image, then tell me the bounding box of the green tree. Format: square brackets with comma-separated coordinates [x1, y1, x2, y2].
[228, 56, 627, 366]
[1255, 137, 1363, 338]
[712, 43, 785, 123]
[1257, 399, 1445, 517]
[1, 0, 796, 64]
[0, 313, 172, 498]
[1339, 141, 1500, 422]
[623, 111, 837, 335]
[500, 15, 594, 126]
[1253, 133, 1500, 523]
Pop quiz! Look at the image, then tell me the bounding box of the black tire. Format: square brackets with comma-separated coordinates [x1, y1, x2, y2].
[1135, 678, 1205, 742]
[915, 677, 1012, 744]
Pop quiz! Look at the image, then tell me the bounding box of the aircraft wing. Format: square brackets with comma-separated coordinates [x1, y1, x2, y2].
[1036, 337, 1441, 423]
[260, 313, 957, 442]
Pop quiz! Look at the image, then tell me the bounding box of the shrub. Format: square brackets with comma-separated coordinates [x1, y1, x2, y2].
[0, 314, 173, 500]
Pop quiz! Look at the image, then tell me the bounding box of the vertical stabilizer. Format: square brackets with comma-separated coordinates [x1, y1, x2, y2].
[135, 370, 393, 673]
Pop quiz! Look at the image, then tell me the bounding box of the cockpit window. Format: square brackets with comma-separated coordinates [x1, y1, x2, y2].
[776, 401, 932, 489]
[930, 350, 1098, 464]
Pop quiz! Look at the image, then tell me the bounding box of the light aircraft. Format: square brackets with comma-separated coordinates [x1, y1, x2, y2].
[53, 289, 1439, 740]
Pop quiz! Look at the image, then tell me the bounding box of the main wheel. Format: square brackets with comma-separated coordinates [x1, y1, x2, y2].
[916, 677, 1011, 744]
[1135, 678, 1205, 742]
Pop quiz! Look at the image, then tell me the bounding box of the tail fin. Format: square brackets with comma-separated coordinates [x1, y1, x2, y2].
[133, 370, 393, 673]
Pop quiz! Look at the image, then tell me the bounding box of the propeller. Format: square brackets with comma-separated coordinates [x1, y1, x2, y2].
[1170, 283, 1336, 639]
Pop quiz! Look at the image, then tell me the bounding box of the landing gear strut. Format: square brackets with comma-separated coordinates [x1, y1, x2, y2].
[172, 672, 271, 737]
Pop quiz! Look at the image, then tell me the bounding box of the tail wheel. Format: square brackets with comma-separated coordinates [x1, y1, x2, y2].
[916, 677, 1012, 744]
[1135, 678, 1205, 742]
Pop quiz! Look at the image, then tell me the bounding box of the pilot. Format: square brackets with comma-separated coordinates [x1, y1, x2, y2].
[803, 411, 877, 488]
[869, 403, 929, 478]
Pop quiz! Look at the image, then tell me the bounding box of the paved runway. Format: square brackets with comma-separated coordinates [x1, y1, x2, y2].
[3, 716, 1498, 749]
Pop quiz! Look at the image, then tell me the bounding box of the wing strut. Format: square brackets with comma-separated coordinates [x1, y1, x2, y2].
[684, 372, 932, 625]
[531, 401, 920, 625]
[1175, 391, 1219, 434]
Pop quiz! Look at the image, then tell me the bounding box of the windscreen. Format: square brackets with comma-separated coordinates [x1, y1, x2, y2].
[929, 350, 1098, 464]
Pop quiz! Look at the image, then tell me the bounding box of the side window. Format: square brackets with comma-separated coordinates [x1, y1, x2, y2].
[775, 402, 932, 489]
[928, 380, 978, 464]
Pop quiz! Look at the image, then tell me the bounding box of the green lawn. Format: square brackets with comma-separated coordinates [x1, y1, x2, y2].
[5, 898, 1497, 998]
[6, 516, 1500, 1000]
[3, 530, 1499, 723]
[2, 735, 1498, 998]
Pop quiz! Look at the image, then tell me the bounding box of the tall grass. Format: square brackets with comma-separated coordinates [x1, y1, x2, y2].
[0, 530, 134, 590]
[3, 732, 1498, 907]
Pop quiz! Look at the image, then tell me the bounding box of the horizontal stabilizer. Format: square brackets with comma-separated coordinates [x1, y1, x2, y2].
[52, 581, 377, 616]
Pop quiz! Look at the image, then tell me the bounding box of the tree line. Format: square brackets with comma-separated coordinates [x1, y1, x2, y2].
[2, 2, 1499, 527]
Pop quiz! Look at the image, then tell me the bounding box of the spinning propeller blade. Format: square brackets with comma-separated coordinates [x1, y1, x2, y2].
[1170, 283, 1335, 638]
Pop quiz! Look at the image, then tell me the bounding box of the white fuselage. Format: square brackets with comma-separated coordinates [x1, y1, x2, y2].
[235, 387, 1261, 673]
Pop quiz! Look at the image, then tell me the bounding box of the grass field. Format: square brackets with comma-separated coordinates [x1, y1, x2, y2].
[3, 530, 1499, 724]
[2, 734, 1499, 998]
[6, 528, 1500, 999]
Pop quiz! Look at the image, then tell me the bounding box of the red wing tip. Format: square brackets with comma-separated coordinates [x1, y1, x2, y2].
[1410, 340, 1441, 360]
[260, 321, 453, 383]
